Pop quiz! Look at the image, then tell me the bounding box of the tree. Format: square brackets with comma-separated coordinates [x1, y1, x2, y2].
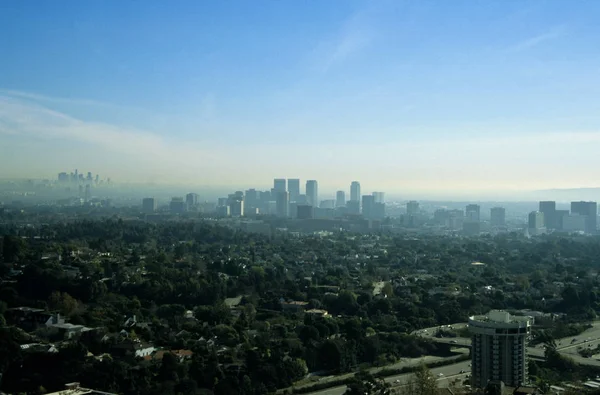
[401, 364, 437, 395]
[344, 371, 391, 395]
[48, 291, 78, 316]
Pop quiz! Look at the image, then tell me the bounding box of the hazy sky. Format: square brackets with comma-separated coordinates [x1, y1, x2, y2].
[1, 0, 600, 197]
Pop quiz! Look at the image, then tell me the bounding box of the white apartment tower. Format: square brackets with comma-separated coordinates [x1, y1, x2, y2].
[469, 310, 531, 389]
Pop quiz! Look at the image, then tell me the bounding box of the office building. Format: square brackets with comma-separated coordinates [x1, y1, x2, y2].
[539, 201, 556, 229]
[336, 191, 346, 208]
[350, 181, 361, 202]
[320, 199, 335, 209]
[170, 197, 186, 214]
[562, 214, 586, 232]
[407, 201, 419, 215]
[297, 205, 314, 220]
[230, 199, 244, 217]
[58, 172, 69, 183]
[346, 200, 360, 215]
[555, 209, 569, 230]
[372, 202, 386, 220]
[186, 193, 199, 208]
[466, 204, 481, 222]
[372, 192, 385, 204]
[216, 205, 230, 217]
[275, 191, 289, 218]
[288, 179, 300, 202]
[362, 195, 375, 219]
[84, 185, 91, 202]
[142, 198, 157, 213]
[490, 207, 506, 227]
[469, 310, 531, 388]
[306, 180, 318, 207]
[571, 201, 597, 233]
[528, 211, 545, 235]
[273, 178, 286, 193]
[245, 189, 259, 210]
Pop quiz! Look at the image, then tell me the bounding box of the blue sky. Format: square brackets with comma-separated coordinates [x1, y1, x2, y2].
[1, 0, 600, 197]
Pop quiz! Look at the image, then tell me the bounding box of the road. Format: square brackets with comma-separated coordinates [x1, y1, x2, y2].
[306, 361, 471, 395]
[298, 321, 600, 395]
[417, 321, 600, 368]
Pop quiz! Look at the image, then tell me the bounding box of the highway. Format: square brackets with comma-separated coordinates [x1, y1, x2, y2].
[417, 321, 600, 368]
[298, 321, 600, 395]
[306, 360, 471, 395]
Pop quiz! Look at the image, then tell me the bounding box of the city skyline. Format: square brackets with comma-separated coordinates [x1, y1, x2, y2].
[2, 1, 600, 197]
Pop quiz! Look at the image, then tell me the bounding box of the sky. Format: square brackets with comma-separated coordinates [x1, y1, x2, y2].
[1, 0, 600, 198]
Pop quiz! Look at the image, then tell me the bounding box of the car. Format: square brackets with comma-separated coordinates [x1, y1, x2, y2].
[438, 373, 444, 377]
[460, 370, 466, 373]
[450, 340, 458, 344]
[394, 379, 400, 384]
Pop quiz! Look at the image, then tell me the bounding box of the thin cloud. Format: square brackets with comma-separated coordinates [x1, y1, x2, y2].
[506, 27, 565, 53]
[310, 9, 375, 73]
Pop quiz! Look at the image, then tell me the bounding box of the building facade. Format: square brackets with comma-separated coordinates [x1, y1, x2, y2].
[306, 180, 318, 207]
[288, 179, 300, 202]
[469, 310, 531, 388]
[336, 190, 346, 208]
[490, 207, 506, 227]
[350, 181, 361, 202]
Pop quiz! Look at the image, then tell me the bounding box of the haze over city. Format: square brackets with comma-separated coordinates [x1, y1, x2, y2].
[2, 0, 600, 199]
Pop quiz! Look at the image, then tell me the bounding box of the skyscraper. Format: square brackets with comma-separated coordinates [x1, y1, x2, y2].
[142, 198, 157, 213]
[490, 207, 506, 227]
[406, 201, 419, 215]
[528, 211, 545, 234]
[571, 201, 597, 233]
[170, 197, 186, 214]
[469, 310, 531, 388]
[336, 191, 346, 207]
[466, 204, 481, 222]
[539, 201, 557, 229]
[306, 180, 318, 207]
[273, 178, 286, 193]
[350, 181, 361, 202]
[288, 179, 300, 202]
[84, 184, 91, 202]
[186, 193, 199, 207]
[361, 195, 375, 219]
[276, 191, 289, 218]
[372, 192, 385, 204]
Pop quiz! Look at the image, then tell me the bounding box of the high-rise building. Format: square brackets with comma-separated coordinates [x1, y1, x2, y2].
[350, 181, 361, 202]
[230, 199, 244, 217]
[346, 200, 360, 215]
[58, 172, 69, 183]
[319, 199, 335, 209]
[288, 179, 300, 202]
[84, 184, 91, 202]
[406, 201, 419, 215]
[466, 204, 481, 222]
[306, 180, 318, 207]
[245, 189, 259, 210]
[469, 310, 531, 388]
[336, 191, 346, 207]
[276, 191, 289, 218]
[274, 178, 286, 193]
[186, 193, 199, 208]
[87, 172, 93, 182]
[372, 192, 385, 204]
[170, 197, 186, 214]
[490, 207, 506, 227]
[539, 201, 557, 230]
[528, 211, 545, 234]
[372, 202, 386, 220]
[297, 205, 314, 220]
[571, 201, 597, 233]
[361, 195, 375, 219]
[142, 198, 157, 213]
